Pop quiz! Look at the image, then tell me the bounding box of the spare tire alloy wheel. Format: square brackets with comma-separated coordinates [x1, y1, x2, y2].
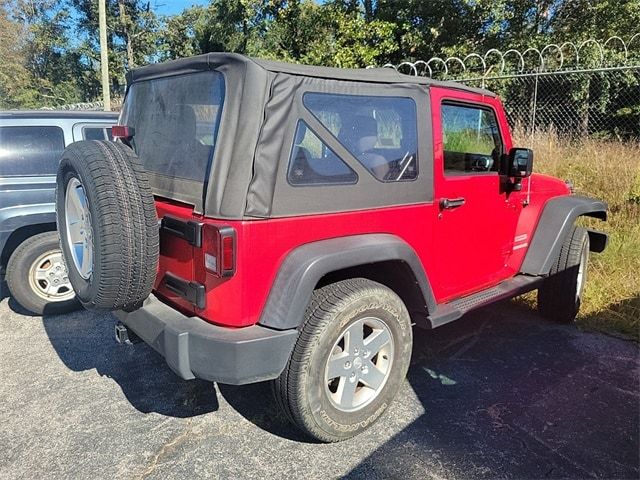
[64, 177, 93, 279]
[56, 140, 159, 312]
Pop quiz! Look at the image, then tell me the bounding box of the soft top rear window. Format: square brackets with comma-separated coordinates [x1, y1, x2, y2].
[120, 71, 225, 183]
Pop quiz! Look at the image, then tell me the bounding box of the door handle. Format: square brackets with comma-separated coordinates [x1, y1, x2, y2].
[440, 197, 466, 209]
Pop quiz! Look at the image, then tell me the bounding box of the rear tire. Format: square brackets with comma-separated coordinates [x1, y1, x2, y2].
[273, 278, 413, 442]
[538, 226, 589, 323]
[6, 232, 80, 315]
[56, 140, 158, 311]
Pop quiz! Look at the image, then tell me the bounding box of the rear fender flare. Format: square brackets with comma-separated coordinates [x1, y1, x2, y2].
[258, 234, 436, 330]
[520, 195, 607, 276]
[0, 204, 56, 268]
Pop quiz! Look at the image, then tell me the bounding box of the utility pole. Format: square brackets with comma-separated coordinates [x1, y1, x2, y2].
[99, 0, 111, 111]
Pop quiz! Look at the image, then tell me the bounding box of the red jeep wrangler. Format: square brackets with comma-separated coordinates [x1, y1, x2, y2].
[55, 54, 608, 442]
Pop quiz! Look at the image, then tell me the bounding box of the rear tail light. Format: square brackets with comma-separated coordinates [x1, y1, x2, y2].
[203, 224, 236, 277]
[111, 125, 135, 140]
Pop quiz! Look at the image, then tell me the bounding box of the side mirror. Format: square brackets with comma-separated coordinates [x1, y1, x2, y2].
[507, 148, 533, 178]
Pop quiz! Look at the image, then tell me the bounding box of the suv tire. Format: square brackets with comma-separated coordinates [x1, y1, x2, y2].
[6, 231, 80, 315]
[56, 141, 158, 311]
[538, 226, 590, 323]
[273, 278, 412, 442]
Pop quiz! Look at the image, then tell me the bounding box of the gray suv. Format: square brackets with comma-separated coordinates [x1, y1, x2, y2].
[0, 110, 117, 314]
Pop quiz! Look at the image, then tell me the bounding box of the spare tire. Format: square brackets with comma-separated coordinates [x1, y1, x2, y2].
[56, 140, 159, 311]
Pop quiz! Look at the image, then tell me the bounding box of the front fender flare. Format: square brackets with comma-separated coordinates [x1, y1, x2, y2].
[258, 234, 436, 330]
[520, 195, 607, 276]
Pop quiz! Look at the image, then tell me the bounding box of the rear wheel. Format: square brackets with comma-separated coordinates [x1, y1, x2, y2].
[56, 140, 158, 311]
[273, 278, 412, 442]
[6, 232, 80, 315]
[538, 226, 590, 323]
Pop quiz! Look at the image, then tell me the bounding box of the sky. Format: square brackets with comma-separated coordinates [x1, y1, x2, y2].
[151, 0, 210, 16]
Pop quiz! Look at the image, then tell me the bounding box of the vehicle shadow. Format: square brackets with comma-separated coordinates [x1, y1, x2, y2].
[0, 280, 9, 302]
[36, 294, 639, 478]
[40, 303, 219, 418]
[37, 295, 305, 437]
[217, 382, 312, 442]
[218, 300, 638, 477]
[344, 301, 640, 479]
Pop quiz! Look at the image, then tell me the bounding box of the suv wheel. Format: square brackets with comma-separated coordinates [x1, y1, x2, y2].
[56, 140, 159, 311]
[274, 278, 412, 442]
[538, 226, 590, 323]
[6, 232, 80, 315]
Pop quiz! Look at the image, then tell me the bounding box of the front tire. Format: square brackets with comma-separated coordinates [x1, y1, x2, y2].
[538, 226, 590, 323]
[274, 278, 413, 442]
[6, 232, 80, 315]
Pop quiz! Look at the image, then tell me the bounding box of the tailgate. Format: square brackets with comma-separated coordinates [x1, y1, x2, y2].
[155, 200, 201, 313]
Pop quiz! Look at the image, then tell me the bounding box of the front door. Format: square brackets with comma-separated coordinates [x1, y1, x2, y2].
[430, 87, 523, 302]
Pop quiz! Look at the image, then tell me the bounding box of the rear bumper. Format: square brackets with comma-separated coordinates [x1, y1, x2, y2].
[115, 295, 298, 385]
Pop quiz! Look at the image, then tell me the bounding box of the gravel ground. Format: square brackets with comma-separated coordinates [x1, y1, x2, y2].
[0, 289, 638, 480]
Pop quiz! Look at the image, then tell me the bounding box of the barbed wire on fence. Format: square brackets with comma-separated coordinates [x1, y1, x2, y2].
[377, 35, 640, 139]
[376, 35, 640, 79]
[39, 101, 105, 111]
[39, 97, 123, 112]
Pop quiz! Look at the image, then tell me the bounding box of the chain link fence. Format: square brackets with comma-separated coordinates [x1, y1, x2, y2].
[383, 36, 640, 139]
[459, 66, 640, 138]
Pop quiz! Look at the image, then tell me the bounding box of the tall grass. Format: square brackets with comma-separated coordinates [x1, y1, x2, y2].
[516, 130, 640, 339]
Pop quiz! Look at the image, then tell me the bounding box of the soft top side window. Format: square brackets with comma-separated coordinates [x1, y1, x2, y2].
[287, 121, 358, 186]
[303, 93, 418, 182]
[441, 103, 502, 174]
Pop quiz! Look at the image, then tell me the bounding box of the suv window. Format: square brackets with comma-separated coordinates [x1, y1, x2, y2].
[288, 121, 357, 186]
[120, 71, 224, 183]
[441, 103, 502, 174]
[303, 93, 418, 182]
[0, 126, 65, 176]
[83, 126, 113, 141]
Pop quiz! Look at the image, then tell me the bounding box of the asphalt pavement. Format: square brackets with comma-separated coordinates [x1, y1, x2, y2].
[0, 287, 638, 479]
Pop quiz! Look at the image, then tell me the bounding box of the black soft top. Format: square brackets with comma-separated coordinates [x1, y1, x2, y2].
[123, 53, 495, 219]
[126, 53, 494, 97]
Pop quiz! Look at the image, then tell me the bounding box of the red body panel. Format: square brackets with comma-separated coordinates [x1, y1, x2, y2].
[152, 88, 571, 328]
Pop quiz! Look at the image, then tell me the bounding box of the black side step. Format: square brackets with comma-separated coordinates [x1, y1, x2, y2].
[426, 275, 543, 329]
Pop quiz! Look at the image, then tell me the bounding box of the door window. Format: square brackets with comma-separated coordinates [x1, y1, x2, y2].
[441, 103, 502, 174]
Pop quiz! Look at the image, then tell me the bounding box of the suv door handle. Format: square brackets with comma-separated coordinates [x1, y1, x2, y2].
[440, 197, 466, 209]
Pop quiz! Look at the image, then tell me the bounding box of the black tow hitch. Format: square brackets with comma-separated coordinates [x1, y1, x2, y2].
[114, 322, 141, 345]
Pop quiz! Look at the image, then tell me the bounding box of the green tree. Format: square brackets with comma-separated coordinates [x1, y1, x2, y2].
[0, 2, 34, 108]
[300, 5, 399, 68]
[69, 0, 159, 96]
[157, 6, 204, 60]
[0, 0, 89, 108]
